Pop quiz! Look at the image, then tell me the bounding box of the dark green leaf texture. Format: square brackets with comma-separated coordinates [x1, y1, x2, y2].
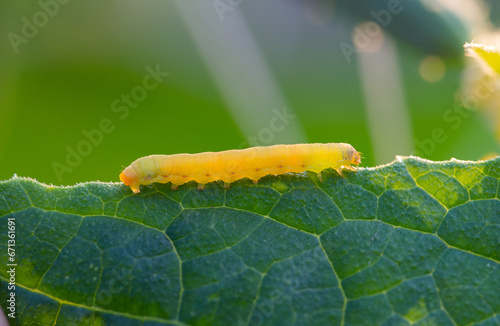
[1, 157, 499, 326]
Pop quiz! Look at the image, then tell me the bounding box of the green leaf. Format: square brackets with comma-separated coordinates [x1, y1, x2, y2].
[339, 0, 471, 59]
[1, 157, 499, 326]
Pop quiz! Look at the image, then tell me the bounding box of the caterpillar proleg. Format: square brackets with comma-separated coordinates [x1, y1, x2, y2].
[120, 143, 361, 193]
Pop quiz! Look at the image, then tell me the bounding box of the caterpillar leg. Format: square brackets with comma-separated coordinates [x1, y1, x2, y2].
[343, 165, 357, 172]
[336, 168, 344, 177]
[252, 179, 259, 184]
[197, 183, 205, 191]
[223, 182, 231, 189]
[171, 184, 178, 190]
[317, 172, 323, 183]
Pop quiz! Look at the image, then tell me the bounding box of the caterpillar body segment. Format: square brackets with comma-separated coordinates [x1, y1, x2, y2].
[120, 143, 361, 194]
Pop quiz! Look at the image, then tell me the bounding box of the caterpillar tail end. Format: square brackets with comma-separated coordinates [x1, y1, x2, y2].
[120, 171, 141, 194]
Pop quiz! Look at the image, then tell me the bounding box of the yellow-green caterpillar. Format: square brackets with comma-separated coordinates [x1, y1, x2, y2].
[120, 143, 361, 193]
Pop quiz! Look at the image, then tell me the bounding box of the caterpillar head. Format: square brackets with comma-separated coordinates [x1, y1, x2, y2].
[120, 167, 141, 193]
[346, 145, 362, 166]
[351, 150, 362, 165]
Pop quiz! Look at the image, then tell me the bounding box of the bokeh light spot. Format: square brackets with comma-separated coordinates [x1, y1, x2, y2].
[352, 21, 384, 53]
[419, 56, 446, 83]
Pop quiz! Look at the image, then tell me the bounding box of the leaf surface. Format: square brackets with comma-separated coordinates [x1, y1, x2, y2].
[1, 157, 499, 326]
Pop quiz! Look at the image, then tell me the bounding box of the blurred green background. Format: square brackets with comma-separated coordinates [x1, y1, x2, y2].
[1, 0, 499, 187]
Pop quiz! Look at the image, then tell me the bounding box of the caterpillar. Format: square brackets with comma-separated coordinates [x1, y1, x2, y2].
[120, 143, 361, 193]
